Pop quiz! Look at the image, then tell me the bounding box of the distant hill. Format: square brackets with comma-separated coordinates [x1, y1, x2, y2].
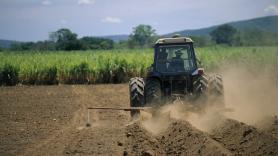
[165, 15, 278, 37]
[0, 39, 20, 48]
[1, 15, 278, 44]
[102, 15, 278, 41]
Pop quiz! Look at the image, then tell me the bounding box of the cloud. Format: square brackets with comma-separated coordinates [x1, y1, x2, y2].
[101, 16, 123, 24]
[153, 22, 159, 26]
[78, 0, 95, 5]
[60, 19, 68, 25]
[42, 0, 52, 6]
[264, 5, 278, 15]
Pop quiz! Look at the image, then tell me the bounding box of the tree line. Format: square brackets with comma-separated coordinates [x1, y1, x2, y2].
[10, 29, 114, 51]
[4, 24, 278, 51]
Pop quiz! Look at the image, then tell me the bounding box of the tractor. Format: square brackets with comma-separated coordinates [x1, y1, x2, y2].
[129, 36, 224, 117]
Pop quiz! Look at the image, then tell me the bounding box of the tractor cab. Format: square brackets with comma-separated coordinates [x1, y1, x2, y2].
[154, 37, 198, 74]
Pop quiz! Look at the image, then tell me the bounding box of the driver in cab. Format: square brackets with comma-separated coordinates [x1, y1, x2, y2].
[170, 50, 185, 72]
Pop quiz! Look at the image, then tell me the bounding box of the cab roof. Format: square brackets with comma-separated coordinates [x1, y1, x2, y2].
[155, 37, 193, 44]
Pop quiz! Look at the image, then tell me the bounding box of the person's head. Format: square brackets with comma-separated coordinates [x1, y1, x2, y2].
[175, 50, 183, 58]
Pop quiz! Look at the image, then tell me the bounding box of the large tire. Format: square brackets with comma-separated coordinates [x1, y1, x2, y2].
[145, 79, 162, 106]
[208, 74, 224, 107]
[192, 74, 209, 109]
[193, 74, 209, 97]
[129, 77, 145, 118]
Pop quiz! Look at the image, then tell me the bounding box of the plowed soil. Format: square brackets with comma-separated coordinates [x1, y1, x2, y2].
[0, 84, 277, 156]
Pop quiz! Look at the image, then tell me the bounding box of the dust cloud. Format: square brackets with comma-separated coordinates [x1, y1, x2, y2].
[141, 66, 278, 134]
[141, 110, 171, 135]
[142, 102, 226, 133]
[222, 67, 278, 125]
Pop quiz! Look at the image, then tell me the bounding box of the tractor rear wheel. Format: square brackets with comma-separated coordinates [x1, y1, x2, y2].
[145, 79, 162, 106]
[193, 74, 209, 98]
[208, 74, 224, 107]
[129, 77, 145, 118]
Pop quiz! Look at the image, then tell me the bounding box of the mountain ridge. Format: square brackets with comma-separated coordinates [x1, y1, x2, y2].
[103, 15, 278, 41]
[164, 15, 278, 37]
[1, 15, 277, 47]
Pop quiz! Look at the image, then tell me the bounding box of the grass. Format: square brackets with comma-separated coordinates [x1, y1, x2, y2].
[0, 46, 277, 85]
[196, 46, 278, 72]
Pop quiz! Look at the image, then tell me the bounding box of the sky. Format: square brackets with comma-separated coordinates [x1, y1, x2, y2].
[0, 0, 278, 41]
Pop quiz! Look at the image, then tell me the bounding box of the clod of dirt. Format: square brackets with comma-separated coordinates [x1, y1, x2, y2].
[126, 132, 132, 137]
[124, 122, 166, 156]
[117, 141, 123, 146]
[158, 120, 232, 156]
[142, 150, 154, 156]
[85, 123, 91, 127]
[210, 119, 278, 155]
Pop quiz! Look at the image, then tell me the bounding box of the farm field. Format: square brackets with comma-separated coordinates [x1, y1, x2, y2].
[0, 83, 277, 156]
[0, 46, 278, 85]
[1, 46, 278, 156]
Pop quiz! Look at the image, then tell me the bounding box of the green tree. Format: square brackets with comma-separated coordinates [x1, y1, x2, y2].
[49, 28, 82, 50]
[34, 41, 56, 51]
[114, 40, 128, 49]
[79, 37, 114, 50]
[10, 42, 35, 51]
[129, 24, 156, 48]
[210, 24, 237, 45]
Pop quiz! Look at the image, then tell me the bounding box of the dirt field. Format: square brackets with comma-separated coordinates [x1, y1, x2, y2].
[0, 84, 278, 156]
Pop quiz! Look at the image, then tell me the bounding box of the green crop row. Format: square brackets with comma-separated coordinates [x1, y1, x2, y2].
[0, 46, 277, 86]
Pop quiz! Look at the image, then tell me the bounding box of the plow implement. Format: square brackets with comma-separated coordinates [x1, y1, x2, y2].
[87, 106, 152, 111]
[86, 106, 152, 127]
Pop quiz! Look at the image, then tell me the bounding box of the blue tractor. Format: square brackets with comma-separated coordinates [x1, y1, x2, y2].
[129, 36, 224, 117]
